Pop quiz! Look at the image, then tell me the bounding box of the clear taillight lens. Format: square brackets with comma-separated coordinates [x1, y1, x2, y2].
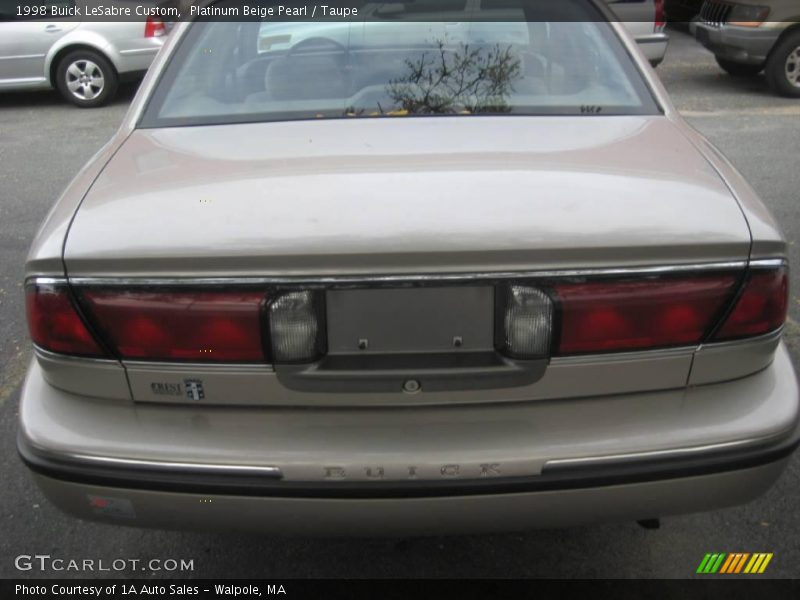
[81, 289, 267, 362]
[268, 291, 326, 363]
[499, 285, 553, 359]
[712, 266, 788, 341]
[26, 283, 106, 357]
[552, 274, 739, 355]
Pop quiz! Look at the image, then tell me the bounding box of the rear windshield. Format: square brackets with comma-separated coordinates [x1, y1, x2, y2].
[141, 1, 659, 127]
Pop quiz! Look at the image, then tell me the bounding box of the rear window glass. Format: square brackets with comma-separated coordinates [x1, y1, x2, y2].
[141, 0, 659, 127]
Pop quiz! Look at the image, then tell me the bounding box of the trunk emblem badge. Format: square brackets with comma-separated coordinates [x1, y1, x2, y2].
[184, 379, 205, 401]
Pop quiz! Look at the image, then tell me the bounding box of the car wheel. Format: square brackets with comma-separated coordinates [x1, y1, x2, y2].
[715, 57, 763, 77]
[55, 50, 118, 108]
[765, 31, 800, 97]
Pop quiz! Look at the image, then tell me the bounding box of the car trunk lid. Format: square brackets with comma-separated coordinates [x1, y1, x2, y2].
[63, 115, 751, 277]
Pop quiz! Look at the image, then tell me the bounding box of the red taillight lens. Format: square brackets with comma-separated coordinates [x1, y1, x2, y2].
[655, 0, 666, 30]
[713, 267, 788, 341]
[26, 284, 106, 357]
[144, 17, 166, 38]
[81, 289, 267, 362]
[553, 274, 738, 355]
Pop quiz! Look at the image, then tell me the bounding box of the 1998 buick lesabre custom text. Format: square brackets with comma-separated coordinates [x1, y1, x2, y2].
[18, 0, 799, 535]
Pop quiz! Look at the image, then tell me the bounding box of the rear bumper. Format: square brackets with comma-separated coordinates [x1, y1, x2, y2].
[105, 37, 165, 75]
[17, 343, 800, 534]
[691, 22, 781, 65]
[28, 460, 791, 536]
[635, 32, 670, 65]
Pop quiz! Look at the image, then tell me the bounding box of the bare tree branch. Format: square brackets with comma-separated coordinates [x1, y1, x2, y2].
[387, 41, 521, 114]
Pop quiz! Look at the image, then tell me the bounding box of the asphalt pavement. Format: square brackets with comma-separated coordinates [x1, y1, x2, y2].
[0, 27, 798, 579]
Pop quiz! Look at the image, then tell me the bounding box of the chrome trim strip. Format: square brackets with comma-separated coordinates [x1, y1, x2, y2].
[34, 345, 120, 366]
[35, 345, 275, 372]
[30, 444, 283, 478]
[697, 327, 783, 352]
[27, 277, 66, 286]
[119, 48, 160, 56]
[124, 360, 274, 372]
[634, 33, 670, 45]
[749, 258, 787, 269]
[550, 345, 695, 365]
[59, 261, 757, 287]
[30, 433, 790, 483]
[0, 54, 45, 61]
[544, 437, 776, 471]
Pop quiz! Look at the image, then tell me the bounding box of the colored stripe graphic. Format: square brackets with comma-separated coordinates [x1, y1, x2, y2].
[728, 553, 750, 573]
[726, 554, 741, 574]
[734, 553, 750, 573]
[697, 553, 727, 574]
[746, 553, 773, 574]
[758, 554, 773, 573]
[700, 553, 774, 574]
[719, 554, 736, 574]
[697, 554, 713, 573]
[719, 553, 737, 574]
[710, 554, 726, 573]
[744, 554, 761, 574]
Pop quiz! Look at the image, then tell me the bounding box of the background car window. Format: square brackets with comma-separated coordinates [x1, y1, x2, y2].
[143, 2, 659, 127]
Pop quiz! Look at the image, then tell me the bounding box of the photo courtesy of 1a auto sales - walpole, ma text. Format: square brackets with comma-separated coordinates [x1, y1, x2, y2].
[1, 0, 799, 598]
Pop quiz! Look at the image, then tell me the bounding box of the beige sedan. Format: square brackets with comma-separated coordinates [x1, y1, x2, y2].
[19, 0, 799, 535]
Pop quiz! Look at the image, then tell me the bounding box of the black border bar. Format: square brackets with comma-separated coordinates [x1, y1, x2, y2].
[3, 579, 800, 600]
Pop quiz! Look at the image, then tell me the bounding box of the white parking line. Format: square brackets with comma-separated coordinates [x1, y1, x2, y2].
[680, 106, 800, 117]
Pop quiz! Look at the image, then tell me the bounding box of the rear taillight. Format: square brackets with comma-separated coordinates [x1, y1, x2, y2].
[144, 17, 166, 38]
[27, 264, 787, 364]
[654, 0, 666, 30]
[553, 274, 739, 355]
[26, 283, 105, 357]
[712, 266, 788, 341]
[81, 289, 267, 362]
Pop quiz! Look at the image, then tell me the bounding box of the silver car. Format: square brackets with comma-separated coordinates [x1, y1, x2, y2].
[0, 0, 166, 107]
[608, 0, 670, 66]
[253, 0, 669, 66]
[19, 0, 799, 535]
